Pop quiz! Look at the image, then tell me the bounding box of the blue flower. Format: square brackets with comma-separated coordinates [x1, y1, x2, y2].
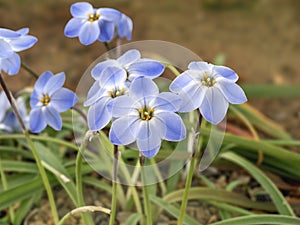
[0, 28, 37, 75]
[84, 66, 128, 131]
[64, 2, 121, 45]
[91, 49, 165, 82]
[29, 71, 77, 133]
[0, 91, 28, 133]
[115, 13, 133, 40]
[170, 62, 247, 124]
[109, 77, 186, 158]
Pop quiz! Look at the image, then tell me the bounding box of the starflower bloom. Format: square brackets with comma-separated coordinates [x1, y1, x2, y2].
[170, 62, 247, 124]
[109, 77, 186, 158]
[115, 13, 133, 40]
[0, 28, 37, 75]
[64, 2, 121, 45]
[0, 91, 28, 133]
[91, 49, 164, 83]
[84, 66, 128, 131]
[29, 71, 77, 133]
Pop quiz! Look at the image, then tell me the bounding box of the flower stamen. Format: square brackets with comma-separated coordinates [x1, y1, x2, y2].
[88, 13, 100, 22]
[201, 73, 216, 87]
[40, 94, 51, 106]
[108, 87, 125, 98]
[138, 107, 154, 121]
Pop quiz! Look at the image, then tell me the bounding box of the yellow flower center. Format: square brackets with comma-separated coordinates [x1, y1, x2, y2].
[108, 88, 125, 98]
[138, 107, 154, 121]
[88, 13, 100, 22]
[40, 94, 51, 106]
[201, 73, 216, 87]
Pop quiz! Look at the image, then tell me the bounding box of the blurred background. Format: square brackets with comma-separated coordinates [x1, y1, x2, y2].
[0, 0, 299, 137]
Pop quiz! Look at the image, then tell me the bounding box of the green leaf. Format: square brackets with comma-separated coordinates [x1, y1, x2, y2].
[0, 161, 37, 173]
[210, 215, 300, 225]
[221, 152, 295, 216]
[124, 213, 143, 225]
[150, 195, 201, 225]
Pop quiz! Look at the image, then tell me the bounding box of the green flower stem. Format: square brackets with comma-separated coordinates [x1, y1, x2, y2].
[140, 156, 153, 225]
[58, 206, 111, 225]
[109, 145, 119, 225]
[0, 73, 59, 225]
[0, 157, 15, 222]
[21, 62, 39, 79]
[76, 142, 95, 225]
[178, 114, 202, 225]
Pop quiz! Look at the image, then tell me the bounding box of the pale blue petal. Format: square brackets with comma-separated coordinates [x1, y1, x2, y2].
[99, 8, 121, 22]
[0, 28, 20, 38]
[117, 49, 140, 67]
[217, 81, 247, 104]
[98, 20, 114, 42]
[0, 92, 10, 121]
[0, 40, 13, 58]
[117, 14, 133, 40]
[188, 61, 213, 71]
[0, 53, 21, 75]
[109, 95, 135, 117]
[86, 80, 101, 100]
[178, 83, 207, 112]
[50, 88, 78, 112]
[84, 87, 106, 107]
[91, 60, 119, 80]
[127, 59, 164, 80]
[16, 28, 29, 35]
[43, 106, 62, 131]
[87, 98, 111, 131]
[99, 66, 127, 88]
[109, 116, 140, 145]
[10, 35, 37, 52]
[169, 70, 200, 93]
[43, 72, 65, 96]
[79, 22, 100, 45]
[130, 77, 159, 100]
[64, 18, 85, 38]
[156, 112, 186, 141]
[214, 65, 238, 82]
[29, 108, 47, 133]
[34, 71, 53, 95]
[200, 88, 229, 124]
[136, 121, 162, 158]
[151, 92, 182, 112]
[30, 89, 41, 108]
[70, 2, 93, 18]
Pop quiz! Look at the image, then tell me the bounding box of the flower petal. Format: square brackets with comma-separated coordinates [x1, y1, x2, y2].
[43, 72, 65, 96]
[50, 88, 78, 112]
[34, 71, 53, 95]
[109, 116, 140, 145]
[0, 28, 20, 38]
[87, 97, 111, 131]
[78, 22, 100, 45]
[98, 8, 121, 22]
[30, 89, 42, 108]
[91, 59, 119, 80]
[117, 14, 133, 40]
[64, 18, 85, 38]
[0, 39, 13, 58]
[16, 28, 29, 35]
[188, 61, 213, 71]
[98, 20, 114, 42]
[43, 106, 62, 131]
[156, 112, 186, 141]
[127, 59, 165, 80]
[0, 92, 10, 121]
[136, 121, 162, 158]
[99, 66, 127, 88]
[214, 65, 238, 82]
[10, 35, 37, 52]
[200, 87, 229, 124]
[70, 2, 93, 18]
[0, 53, 21, 75]
[130, 77, 159, 100]
[217, 80, 247, 104]
[169, 70, 200, 93]
[29, 108, 47, 133]
[109, 95, 135, 117]
[84, 87, 106, 107]
[151, 92, 182, 112]
[117, 49, 141, 67]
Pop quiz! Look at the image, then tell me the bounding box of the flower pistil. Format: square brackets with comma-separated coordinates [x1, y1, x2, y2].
[40, 94, 51, 106]
[138, 107, 154, 121]
[201, 73, 216, 87]
[88, 13, 100, 22]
